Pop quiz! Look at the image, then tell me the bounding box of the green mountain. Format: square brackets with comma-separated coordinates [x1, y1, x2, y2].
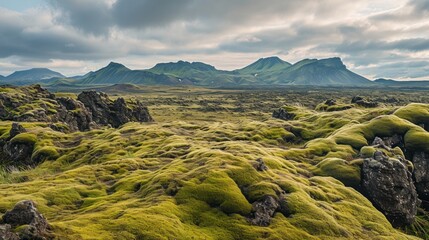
[77, 62, 187, 85]
[237, 56, 291, 75]
[3, 68, 65, 84]
[260, 57, 371, 85]
[3, 57, 376, 87]
[148, 60, 257, 86]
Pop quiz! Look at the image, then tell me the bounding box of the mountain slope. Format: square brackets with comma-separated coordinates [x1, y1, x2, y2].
[4, 68, 65, 84]
[261, 57, 371, 86]
[238, 56, 291, 75]
[78, 62, 187, 85]
[148, 60, 257, 86]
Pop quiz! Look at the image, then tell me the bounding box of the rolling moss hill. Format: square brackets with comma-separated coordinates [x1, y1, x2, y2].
[1, 88, 428, 239]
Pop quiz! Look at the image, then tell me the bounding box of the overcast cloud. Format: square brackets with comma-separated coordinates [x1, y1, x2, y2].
[0, 0, 428, 80]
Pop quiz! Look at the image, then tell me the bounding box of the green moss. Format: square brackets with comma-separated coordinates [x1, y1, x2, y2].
[176, 171, 252, 215]
[32, 146, 60, 161]
[246, 182, 282, 202]
[316, 103, 354, 112]
[360, 146, 376, 158]
[311, 158, 361, 188]
[404, 128, 429, 152]
[395, 103, 429, 126]
[10, 133, 37, 144]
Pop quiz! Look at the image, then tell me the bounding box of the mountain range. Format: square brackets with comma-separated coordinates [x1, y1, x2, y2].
[0, 57, 427, 87]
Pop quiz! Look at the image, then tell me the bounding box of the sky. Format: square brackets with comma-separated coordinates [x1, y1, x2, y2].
[0, 0, 428, 80]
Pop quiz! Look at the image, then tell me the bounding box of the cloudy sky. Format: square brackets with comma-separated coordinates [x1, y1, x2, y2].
[0, 0, 428, 80]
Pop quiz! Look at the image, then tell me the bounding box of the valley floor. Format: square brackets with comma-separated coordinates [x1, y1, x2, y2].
[1, 86, 429, 239]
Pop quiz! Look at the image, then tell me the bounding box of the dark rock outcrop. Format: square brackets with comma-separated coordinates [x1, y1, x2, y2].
[0, 200, 53, 240]
[272, 108, 295, 121]
[0, 85, 153, 132]
[351, 96, 378, 108]
[412, 152, 429, 209]
[77, 91, 153, 128]
[249, 196, 279, 226]
[1, 124, 35, 167]
[361, 150, 419, 227]
[56, 97, 95, 131]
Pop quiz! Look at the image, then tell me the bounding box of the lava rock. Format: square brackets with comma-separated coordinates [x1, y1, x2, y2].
[324, 99, 336, 106]
[8, 123, 26, 140]
[77, 91, 112, 126]
[77, 91, 153, 128]
[57, 97, 95, 131]
[412, 152, 429, 209]
[272, 108, 296, 121]
[249, 196, 279, 226]
[254, 158, 268, 171]
[0, 224, 19, 240]
[1, 200, 53, 240]
[1, 124, 34, 166]
[351, 96, 378, 108]
[361, 150, 419, 227]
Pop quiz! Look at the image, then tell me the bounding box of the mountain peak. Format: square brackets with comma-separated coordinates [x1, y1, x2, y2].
[106, 62, 128, 69]
[318, 57, 345, 68]
[151, 60, 217, 72]
[256, 56, 284, 64]
[239, 56, 291, 74]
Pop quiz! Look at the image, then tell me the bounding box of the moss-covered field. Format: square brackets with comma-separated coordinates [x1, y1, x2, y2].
[1, 86, 429, 239]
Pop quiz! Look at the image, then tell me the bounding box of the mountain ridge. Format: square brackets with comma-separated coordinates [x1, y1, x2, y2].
[3, 57, 426, 87]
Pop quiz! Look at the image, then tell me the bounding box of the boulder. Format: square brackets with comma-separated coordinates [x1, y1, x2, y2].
[1, 200, 53, 240]
[272, 108, 296, 121]
[361, 150, 419, 227]
[412, 152, 429, 209]
[254, 158, 268, 171]
[249, 196, 279, 226]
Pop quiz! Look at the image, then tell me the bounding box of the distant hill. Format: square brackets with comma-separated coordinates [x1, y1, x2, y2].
[259, 57, 372, 86]
[0, 75, 4, 80]
[3, 68, 65, 85]
[374, 78, 429, 88]
[237, 56, 291, 75]
[77, 62, 189, 85]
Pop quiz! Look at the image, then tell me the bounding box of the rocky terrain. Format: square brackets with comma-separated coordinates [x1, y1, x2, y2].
[0, 85, 428, 239]
[0, 85, 152, 132]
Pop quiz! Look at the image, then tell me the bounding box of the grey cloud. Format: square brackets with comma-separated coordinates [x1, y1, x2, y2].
[49, 0, 112, 35]
[0, 9, 118, 60]
[0, 0, 428, 79]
